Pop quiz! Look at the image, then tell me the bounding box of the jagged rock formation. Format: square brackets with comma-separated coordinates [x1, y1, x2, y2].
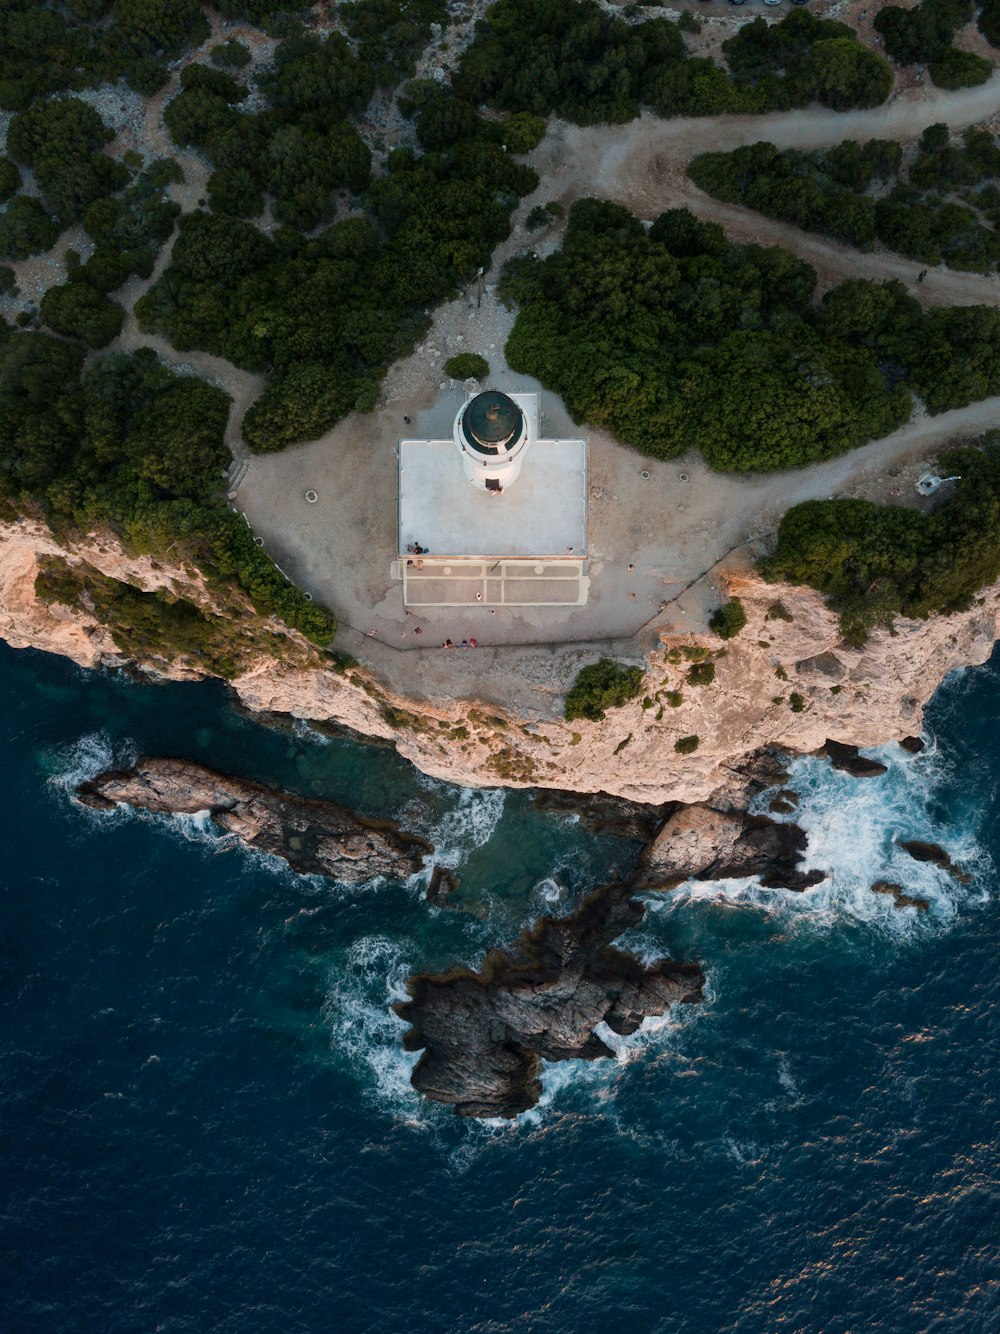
[821, 739, 889, 778]
[529, 788, 677, 842]
[395, 880, 705, 1118]
[898, 839, 971, 883]
[76, 758, 432, 883]
[633, 804, 825, 893]
[870, 881, 930, 912]
[397, 795, 826, 1117]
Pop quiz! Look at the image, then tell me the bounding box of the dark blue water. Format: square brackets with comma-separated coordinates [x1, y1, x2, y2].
[2, 640, 998, 1334]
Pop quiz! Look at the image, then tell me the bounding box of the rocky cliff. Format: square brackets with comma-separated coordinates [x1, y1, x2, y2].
[2, 517, 998, 804]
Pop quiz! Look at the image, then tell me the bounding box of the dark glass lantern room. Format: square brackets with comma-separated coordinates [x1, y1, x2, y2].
[459, 391, 525, 457]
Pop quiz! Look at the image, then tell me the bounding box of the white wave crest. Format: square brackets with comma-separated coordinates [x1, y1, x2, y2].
[46, 729, 135, 794]
[321, 935, 425, 1120]
[424, 785, 506, 869]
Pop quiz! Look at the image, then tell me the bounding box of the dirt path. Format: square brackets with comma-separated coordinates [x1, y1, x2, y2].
[530, 72, 1000, 303]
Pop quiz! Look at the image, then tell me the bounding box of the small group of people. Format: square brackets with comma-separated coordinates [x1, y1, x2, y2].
[442, 638, 477, 649]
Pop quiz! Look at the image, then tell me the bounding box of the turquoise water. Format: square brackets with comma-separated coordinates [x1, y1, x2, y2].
[2, 640, 998, 1333]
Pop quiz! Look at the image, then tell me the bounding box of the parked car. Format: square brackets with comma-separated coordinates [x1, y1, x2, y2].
[763, 0, 783, 6]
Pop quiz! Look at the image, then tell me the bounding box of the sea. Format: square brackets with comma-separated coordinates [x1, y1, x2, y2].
[2, 637, 998, 1334]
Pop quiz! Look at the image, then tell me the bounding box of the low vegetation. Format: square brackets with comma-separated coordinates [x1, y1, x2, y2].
[564, 659, 644, 722]
[764, 436, 1000, 643]
[458, 2, 892, 123]
[709, 598, 747, 640]
[35, 556, 293, 679]
[0, 335, 335, 644]
[503, 199, 1000, 471]
[443, 352, 489, 381]
[674, 735, 699, 754]
[690, 125, 1000, 271]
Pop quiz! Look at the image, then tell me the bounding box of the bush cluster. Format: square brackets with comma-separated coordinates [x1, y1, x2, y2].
[564, 659, 644, 722]
[0, 334, 336, 643]
[502, 199, 1000, 472]
[443, 352, 489, 382]
[875, 0, 992, 88]
[763, 437, 1000, 643]
[458, 2, 892, 123]
[142, 81, 537, 451]
[690, 125, 1000, 271]
[709, 598, 747, 640]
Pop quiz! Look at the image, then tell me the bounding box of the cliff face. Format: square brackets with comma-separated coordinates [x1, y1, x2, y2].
[2, 518, 997, 803]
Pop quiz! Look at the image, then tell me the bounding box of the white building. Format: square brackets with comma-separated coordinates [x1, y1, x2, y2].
[396, 389, 589, 608]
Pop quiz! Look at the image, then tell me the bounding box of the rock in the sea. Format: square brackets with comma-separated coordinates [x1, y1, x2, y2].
[634, 804, 825, 893]
[870, 880, 930, 912]
[77, 758, 431, 883]
[425, 865, 460, 907]
[897, 840, 971, 884]
[768, 788, 799, 815]
[395, 881, 704, 1118]
[899, 736, 925, 754]
[529, 788, 677, 843]
[821, 739, 888, 778]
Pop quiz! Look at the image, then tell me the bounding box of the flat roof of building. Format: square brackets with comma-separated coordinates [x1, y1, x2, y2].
[398, 437, 588, 559]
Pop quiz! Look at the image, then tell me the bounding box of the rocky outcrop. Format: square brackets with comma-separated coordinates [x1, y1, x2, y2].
[898, 840, 971, 883]
[870, 881, 930, 912]
[77, 758, 432, 883]
[528, 788, 677, 843]
[395, 880, 705, 1118]
[821, 739, 889, 778]
[633, 804, 825, 893]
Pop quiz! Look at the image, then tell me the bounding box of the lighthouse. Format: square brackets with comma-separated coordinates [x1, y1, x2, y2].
[453, 389, 532, 493]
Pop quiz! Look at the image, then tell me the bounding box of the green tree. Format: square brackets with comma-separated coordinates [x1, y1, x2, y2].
[40, 282, 124, 348]
[564, 658, 644, 721]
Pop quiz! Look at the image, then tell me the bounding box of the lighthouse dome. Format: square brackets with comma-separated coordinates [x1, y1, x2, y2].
[459, 390, 525, 456]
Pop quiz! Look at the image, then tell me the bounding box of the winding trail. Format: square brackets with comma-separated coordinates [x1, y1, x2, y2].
[533, 71, 1000, 303]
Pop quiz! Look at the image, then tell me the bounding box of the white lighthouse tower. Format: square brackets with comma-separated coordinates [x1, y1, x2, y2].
[452, 389, 532, 493]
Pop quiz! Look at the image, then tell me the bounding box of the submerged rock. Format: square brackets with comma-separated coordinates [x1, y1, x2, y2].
[821, 739, 889, 778]
[768, 788, 799, 815]
[870, 880, 930, 912]
[634, 804, 825, 893]
[395, 881, 704, 1118]
[76, 757, 432, 883]
[897, 840, 971, 884]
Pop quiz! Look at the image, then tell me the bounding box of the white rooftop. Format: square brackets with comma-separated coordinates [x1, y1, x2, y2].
[398, 436, 588, 559]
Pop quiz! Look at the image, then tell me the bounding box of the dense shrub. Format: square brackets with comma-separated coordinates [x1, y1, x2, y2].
[690, 128, 1000, 272]
[564, 658, 644, 721]
[0, 157, 20, 203]
[0, 338, 337, 643]
[709, 598, 747, 640]
[444, 352, 489, 381]
[143, 96, 537, 451]
[686, 661, 716, 686]
[674, 735, 699, 754]
[0, 196, 59, 259]
[340, 0, 447, 86]
[40, 282, 124, 348]
[763, 437, 1000, 641]
[459, 0, 891, 123]
[503, 200, 931, 472]
[211, 39, 253, 68]
[927, 48, 993, 87]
